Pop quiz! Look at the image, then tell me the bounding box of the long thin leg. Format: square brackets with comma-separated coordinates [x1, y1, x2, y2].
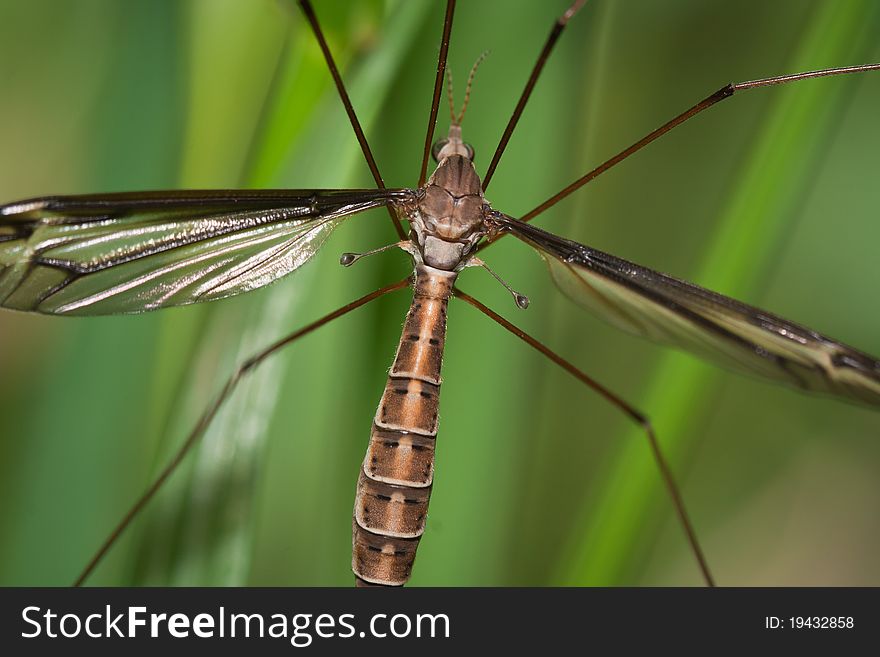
[297, 0, 406, 240]
[418, 0, 456, 188]
[73, 277, 410, 586]
[518, 63, 880, 224]
[477, 61, 880, 256]
[454, 287, 715, 587]
[482, 0, 588, 191]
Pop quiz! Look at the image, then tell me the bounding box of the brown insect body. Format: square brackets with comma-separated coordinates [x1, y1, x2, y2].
[352, 132, 488, 586]
[3, 0, 875, 590]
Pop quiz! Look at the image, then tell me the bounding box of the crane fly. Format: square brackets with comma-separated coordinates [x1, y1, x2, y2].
[0, 0, 878, 586]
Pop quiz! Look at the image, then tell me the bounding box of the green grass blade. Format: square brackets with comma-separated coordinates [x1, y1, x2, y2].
[557, 0, 880, 585]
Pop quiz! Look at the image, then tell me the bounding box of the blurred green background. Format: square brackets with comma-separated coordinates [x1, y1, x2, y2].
[0, 0, 878, 586]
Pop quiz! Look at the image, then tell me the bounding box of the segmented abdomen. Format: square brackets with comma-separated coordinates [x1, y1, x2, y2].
[352, 265, 456, 586]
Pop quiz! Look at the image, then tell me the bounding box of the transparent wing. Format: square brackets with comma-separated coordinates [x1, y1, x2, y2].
[0, 189, 411, 315]
[496, 213, 880, 407]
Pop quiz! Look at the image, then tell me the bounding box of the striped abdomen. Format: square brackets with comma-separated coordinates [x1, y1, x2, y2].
[352, 264, 456, 586]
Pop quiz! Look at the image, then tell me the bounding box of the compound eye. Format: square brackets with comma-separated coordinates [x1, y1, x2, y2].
[464, 143, 475, 161]
[431, 139, 449, 162]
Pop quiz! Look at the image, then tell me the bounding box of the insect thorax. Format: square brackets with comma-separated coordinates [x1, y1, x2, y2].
[408, 154, 487, 271]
